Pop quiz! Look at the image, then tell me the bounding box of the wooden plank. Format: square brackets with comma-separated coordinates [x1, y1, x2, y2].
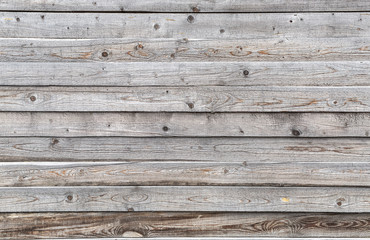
[1, 37, 369, 62]
[2, 112, 370, 137]
[1, 0, 370, 12]
[0, 86, 370, 112]
[1, 137, 369, 162]
[1, 212, 370, 238]
[0, 13, 369, 39]
[1, 61, 370, 87]
[0, 186, 368, 212]
[1, 161, 370, 187]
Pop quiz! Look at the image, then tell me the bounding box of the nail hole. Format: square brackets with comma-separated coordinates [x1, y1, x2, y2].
[66, 195, 73, 201]
[16, 17, 20, 22]
[191, 6, 200, 12]
[292, 129, 301, 136]
[243, 70, 249, 77]
[220, 29, 225, 34]
[41, 15, 45, 20]
[154, 23, 160, 30]
[30, 96, 36, 102]
[162, 126, 169, 132]
[51, 138, 59, 145]
[289, 20, 293, 23]
[187, 15, 195, 23]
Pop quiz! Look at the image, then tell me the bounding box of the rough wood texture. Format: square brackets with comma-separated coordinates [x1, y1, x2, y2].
[1, 161, 370, 187]
[0, 186, 367, 212]
[2, 61, 370, 86]
[1, 112, 369, 137]
[0, 13, 368, 39]
[0, 86, 369, 112]
[1, 38, 369, 62]
[1, 0, 370, 12]
[1, 212, 370, 238]
[1, 137, 369, 162]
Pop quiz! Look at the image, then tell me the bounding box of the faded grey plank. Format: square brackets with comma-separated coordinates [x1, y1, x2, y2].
[2, 112, 369, 137]
[0, 13, 368, 39]
[1, 137, 369, 162]
[1, 37, 368, 62]
[0, 86, 369, 112]
[1, 161, 370, 187]
[1, 0, 370, 12]
[0, 186, 367, 212]
[1, 61, 370, 86]
[2, 212, 370, 238]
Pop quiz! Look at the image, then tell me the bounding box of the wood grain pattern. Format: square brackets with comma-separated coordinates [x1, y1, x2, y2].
[0, 13, 368, 39]
[2, 112, 369, 137]
[1, 61, 370, 87]
[1, 161, 370, 187]
[0, 186, 368, 212]
[1, 137, 369, 162]
[1, 86, 369, 112]
[1, 212, 370, 238]
[1, 0, 370, 12]
[1, 37, 369, 62]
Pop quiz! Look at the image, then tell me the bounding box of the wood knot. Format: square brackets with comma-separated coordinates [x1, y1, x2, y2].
[187, 102, 194, 109]
[191, 6, 200, 12]
[292, 129, 301, 136]
[187, 15, 195, 23]
[51, 138, 59, 145]
[154, 23, 160, 30]
[220, 29, 225, 34]
[135, 44, 144, 50]
[336, 198, 345, 206]
[66, 195, 74, 202]
[102, 51, 109, 57]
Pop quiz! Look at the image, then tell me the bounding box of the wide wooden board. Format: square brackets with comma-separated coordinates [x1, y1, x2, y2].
[1, 112, 370, 137]
[0, 13, 368, 39]
[1, 0, 370, 12]
[1, 212, 370, 238]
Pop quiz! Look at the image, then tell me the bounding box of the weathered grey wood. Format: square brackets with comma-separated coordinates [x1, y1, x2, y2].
[1, 86, 369, 112]
[1, 137, 369, 162]
[1, 0, 370, 12]
[0, 13, 369, 39]
[2, 161, 370, 187]
[0, 186, 368, 212]
[1, 212, 370, 238]
[2, 61, 370, 86]
[2, 112, 369, 137]
[1, 37, 369, 62]
[24, 239, 369, 240]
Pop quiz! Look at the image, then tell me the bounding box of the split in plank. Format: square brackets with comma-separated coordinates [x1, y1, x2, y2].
[2, 112, 369, 137]
[1, 0, 370, 12]
[1, 161, 370, 187]
[1, 37, 369, 62]
[2, 212, 370, 238]
[0, 86, 370, 112]
[1, 61, 370, 87]
[0, 186, 368, 212]
[0, 13, 369, 39]
[1, 137, 369, 162]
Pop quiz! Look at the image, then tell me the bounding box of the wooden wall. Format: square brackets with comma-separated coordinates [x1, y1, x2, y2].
[0, 0, 370, 239]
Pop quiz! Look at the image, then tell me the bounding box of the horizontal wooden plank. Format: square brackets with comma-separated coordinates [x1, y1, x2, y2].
[1, 161, 370, 187]
[1, 0, 370, 12]
[0, 186, 368, 212]
[2, 212, 370, 238]
[2, 112, 369, 137]
[1, 61, 370, 86]
[0, 13, 369, 39]
[1, 137, 369, 162]
[1, 86, 370, 112]
[1, 37, 369, 62]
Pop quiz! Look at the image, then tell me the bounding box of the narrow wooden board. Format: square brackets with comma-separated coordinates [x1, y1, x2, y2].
[0, 186, 368, 212]
[1, 137, 369, 162]
[1, 161, 370, 187]
[0, 86, 369, 112]
[1, 37, 369, 62]
[0, 13, 368, 39]
[1, 212, 370, 238]
[2, 112, 369, 137]
[1, 0, 370, 12]
[1, 61, 370, 87]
